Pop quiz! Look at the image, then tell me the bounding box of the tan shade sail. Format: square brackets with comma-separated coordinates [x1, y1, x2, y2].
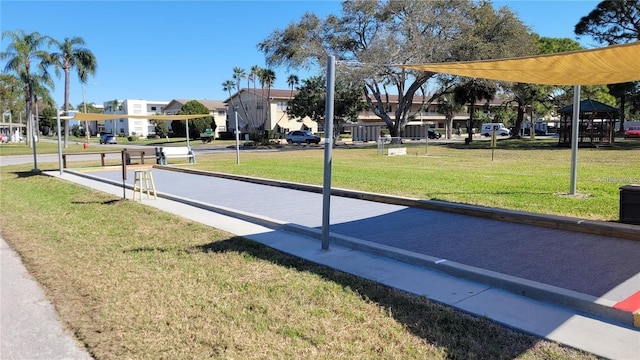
[72, 113, 210, 121]
[399, 41, 640, 85]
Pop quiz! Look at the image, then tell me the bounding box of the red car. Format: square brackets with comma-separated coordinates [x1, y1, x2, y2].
[624, 126, 640, 138]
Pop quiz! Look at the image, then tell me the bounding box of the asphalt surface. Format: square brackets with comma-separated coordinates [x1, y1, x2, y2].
[1, 148, 639, 359]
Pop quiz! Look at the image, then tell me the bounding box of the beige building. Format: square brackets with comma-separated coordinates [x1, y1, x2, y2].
[224, 88, 515, 139]
[223, 88, 317, 137]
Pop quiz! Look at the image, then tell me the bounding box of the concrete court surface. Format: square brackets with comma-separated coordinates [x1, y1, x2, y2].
[37, 166, 639, 359]
[85, 167, 640, 303]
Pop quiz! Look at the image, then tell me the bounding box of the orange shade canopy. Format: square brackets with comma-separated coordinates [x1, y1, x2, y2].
[72, 113, 210, 121]
[398, 42, 640, 86]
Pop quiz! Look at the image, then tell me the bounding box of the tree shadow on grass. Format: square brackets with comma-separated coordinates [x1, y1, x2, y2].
[10, 171, 44, 179]
[192, 236, 552, 360]
[70, 199, 123, 205]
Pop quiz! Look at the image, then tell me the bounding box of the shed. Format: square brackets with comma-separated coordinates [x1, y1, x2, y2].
[557, 99, 619, 147]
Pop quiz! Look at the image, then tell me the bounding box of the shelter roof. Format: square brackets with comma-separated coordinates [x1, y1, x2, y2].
[558, 99, 619, 114]
[72, 113, 210, 121]
[398, 42, 640, 86]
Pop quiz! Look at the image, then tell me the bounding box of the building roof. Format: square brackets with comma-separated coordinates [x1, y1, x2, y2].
[223, 88, 298, 103]
[223, 88, 502, 107]
[164, 99, 226, 113]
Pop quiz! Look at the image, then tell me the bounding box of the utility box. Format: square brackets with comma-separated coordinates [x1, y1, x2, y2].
[620, 185, 640, 224]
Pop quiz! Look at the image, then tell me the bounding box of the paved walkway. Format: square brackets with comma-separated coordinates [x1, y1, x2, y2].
[1, 159, 639, 359]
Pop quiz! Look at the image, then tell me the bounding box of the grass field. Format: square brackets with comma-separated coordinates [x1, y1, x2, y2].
[0, 162, 599, 359]
[2, 137, 639, 220]
[187, 138, 640, 221]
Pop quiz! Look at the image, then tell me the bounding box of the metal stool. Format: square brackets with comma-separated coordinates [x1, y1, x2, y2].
[132, 169, 157, 201]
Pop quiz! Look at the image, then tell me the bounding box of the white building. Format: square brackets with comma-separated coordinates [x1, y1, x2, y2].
[102, 99, 169, 137]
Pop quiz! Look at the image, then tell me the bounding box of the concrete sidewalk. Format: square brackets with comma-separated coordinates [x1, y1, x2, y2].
[1, 165, 639, 359]
[1, 237, 93, 360]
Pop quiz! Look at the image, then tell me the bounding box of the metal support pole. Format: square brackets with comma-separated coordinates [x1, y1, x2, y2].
[185, 119, 190, 149]
[57, 110, 63, 175]
[321, 56, 335, 250]
[31, 112, 38, 172]
[569, 85, 580, 195]
[234, 106, 240, 165]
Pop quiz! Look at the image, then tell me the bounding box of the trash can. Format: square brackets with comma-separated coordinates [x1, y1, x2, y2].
[620, 185, 640, 224]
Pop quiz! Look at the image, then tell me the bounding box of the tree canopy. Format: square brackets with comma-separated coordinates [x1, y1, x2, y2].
[287, 75, 364, 138]
[575, 0, 640, 45]
[258, 0, 535, 137]
[575, 0, 640, 130]
[172, 100, 214, 139]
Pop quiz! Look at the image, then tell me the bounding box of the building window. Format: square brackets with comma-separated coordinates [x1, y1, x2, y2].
[257, 102, 263, 110]
[151, 106, 157, 111]
[218, 110, 225, 116]
[277, 102, 287, 111]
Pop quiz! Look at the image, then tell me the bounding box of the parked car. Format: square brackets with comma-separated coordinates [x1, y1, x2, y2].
[427, 128, 441, 139]
[100, 133, 117, 144]
[624, 126, 640, 138]
[286, 130, 321, 144]
[523, 128, 547, 136]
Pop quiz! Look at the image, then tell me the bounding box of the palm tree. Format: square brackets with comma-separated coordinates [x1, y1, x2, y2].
[222, 80, 239, 133]
[437, 93, 464, 139]
[108, 99, 121, 137]
[48, 36, 97, 147]
[275, 74, 299, 131]
[258, 68, 276, 130]
[453, 79, 497, 144]
[1, 30, 55, 149]
[286, 74, 299, 99]
[221, 80, 235, 98]
[232, 67, 255, 132]
[249, 65, 262, 124]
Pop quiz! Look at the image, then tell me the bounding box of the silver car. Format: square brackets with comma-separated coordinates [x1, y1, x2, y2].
[286, 130, 320, 144]
[100, 134, 117, 144]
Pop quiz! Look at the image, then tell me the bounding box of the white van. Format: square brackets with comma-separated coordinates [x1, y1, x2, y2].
[481, 123, 510, 137]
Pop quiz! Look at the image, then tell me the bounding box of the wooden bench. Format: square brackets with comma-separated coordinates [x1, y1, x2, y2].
[62, 150, 156, 168]
[157, 146, 195, 165]
[62, 151, 120, 168]
[123, 149, 157, 165]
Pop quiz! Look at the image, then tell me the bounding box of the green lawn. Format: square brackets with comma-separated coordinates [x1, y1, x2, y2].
[0, 163, 598, 359]
[2, 137, 639, 220]
[187, 138, 640, 221]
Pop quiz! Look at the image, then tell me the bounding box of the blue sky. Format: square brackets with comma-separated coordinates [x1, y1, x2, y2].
[1, 0, 600, 108]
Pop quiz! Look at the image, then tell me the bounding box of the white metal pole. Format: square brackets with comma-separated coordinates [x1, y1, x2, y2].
[321, 56, 335, 250]
[570, 85, 580, 195]
[57, 109, 63, 175]
[234, 106, 240, 165]
[31, 108, 38, 172]
[185, 119, 190, 149]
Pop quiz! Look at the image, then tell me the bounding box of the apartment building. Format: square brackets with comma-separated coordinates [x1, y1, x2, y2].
[224, 88, 515, 139]
[102, 99, 169, 137]
[223, 88, 317, 136]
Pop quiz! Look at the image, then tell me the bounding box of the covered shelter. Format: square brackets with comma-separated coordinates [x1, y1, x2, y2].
[396, 41, 640, 195]
[557, 99, 619, 147]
